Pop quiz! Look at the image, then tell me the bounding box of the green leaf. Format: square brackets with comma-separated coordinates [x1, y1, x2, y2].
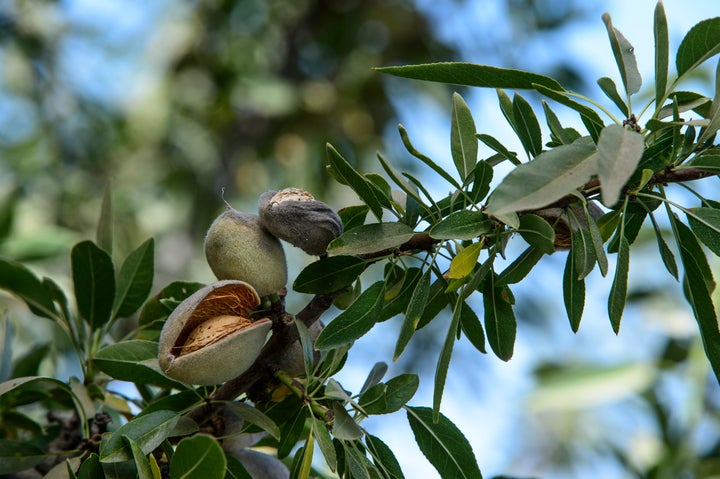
[671, 213, 715, 293]
[399, 124, 462, 189]
[0, 258, 58, 320]
[434, 297, 462, 420]
[0, 439, 49, 474]
[609, 236, 630, 334]
[113, 238, 154, 319]
[394, 270, 431, 360]
[585, 209, 609, 277]
[699, 60, 720, 145]
[377, 153, 437, 221]
[572, 227, 596, 281]
[225, 456, 252, 479]
[383, 374, 419, 414]
[315, 281, 385, 350]
[485, 137, 597, 216]
[295, 319, 316, 380]
[379, 267, 423, 321]
[476, 134, 520, 166]
[328, 223, 415, 256]
[293, 255, 366, 294]
[430, 210, 491, 241]
[123, 435, 154, 479]
[96, 185, 113, 255]
[460, 302, 486, 353]
[326, 143, 384, 220]
[533, 84, 605, 141]
[375, 62, 564, 91]
[72, 240, 115, 329]
[170, 434, 226, 479]
[496, 247, 544, 286]
[512, 93, 542, 157]
[602, 13, 642, 95]
[226, 402, 280, 441]
[332, 403, 363, 440]
[94, 340, 186, 389]
[563, 243, 585, 332]
[100, 410, 179, 463]
[517, 214, 555, 254]
[312, 417, 337, 472]
[406, 406, 482, 479]
[471, 161, 493, 203]
[77, 453, 103, 479]
[338, 205, 370, 231]
[483, 279, 516, 361]
[649, 213, 678, 280]
[684, 154, 720, 174]
[450, 92, 478, 180]
[138, 281, 204, 327]
[360, 362, 388, 395]
[542, 101, 581, 146]
[688, 207, 720, 257]
[597, 77, 629, 116]
[596, 124, 645, 207]
[366, 434, 404, 479]
[447, 242, 482, 279]
[676, 17, 720, 77]
[654, 1, 669, 109]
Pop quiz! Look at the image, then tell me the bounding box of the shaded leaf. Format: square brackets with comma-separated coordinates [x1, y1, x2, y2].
[100, 410, 179, 463]
[648, 213, 678, 279]
[483, 279, 516, 361]
[597, 125, 645, 207]
[688, 207, 720, 257]
[278, 408, 307, 459]
[293, 255, 366, 294]
[72, 240, 115, 329]
[338, 205, 370, 231]
[170, 434, 226, 479]
[433, 298, 462, 420]
[608, 236, 630, 334]
[485, 137, 597, 216]
[0, 258, 58, 320]
[328, 223, 415, 256]
[96, 185, 113, 255]
[450, 92, 478, 180]
[375, 62, 563, 91]
[460, 302, 486, 354]
[685, 154, 720, 174]
[366, 434, 404, 479]
[123, 435, 154, 479]
[0, 439, 49, 474]
[394, 270, 431, 360]
[597, 77, 629, 116]
[113, 238, 154, 319]
[471, 161, 493, 202]
[226, 402, 280, 441]
[676, 17, 720, 77]
[406, 406, 482, 479]
[497, 247, 544, 286]
[360, 362, 388, 395]
[517, 214, 555, 254]
[573, 228, 596, 281]
[138, 281, 205, 327]
[332, 403, 363, 440]
[94, 340, 186, 389]
[315, 281, 385, 350]
[313, 417, 337, 472]
[563, 242, 585, 332]
[542, 101, 581, 145]
[533, 84, 605, 141]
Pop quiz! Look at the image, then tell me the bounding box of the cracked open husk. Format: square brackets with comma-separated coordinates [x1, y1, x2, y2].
[158, 280, 272, 385]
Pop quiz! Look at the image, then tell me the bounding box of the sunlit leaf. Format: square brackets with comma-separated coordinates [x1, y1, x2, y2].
[72, 240, 115, 329]
[654, 1, 669, 108]
[375, 62, 564, 91]
[596, 124, 645, 207]
[485, 137, 597, 216]
[676, 17, 720, 77]
[471, 161, 494, 202]
[406, 406, 482, 479]
[315, 281, 385, 350]
[94, 340, 186, 389]
[476, 134, 520, 166]
[533, 84, 605, 141]
[328, 223, 415, 256]
[542, 101, 581, 145]
[430, 210, 491, 241]
[170, 434, 226, 479]
[698, 61, 720, 144]
[447, 242, 482, 279]
[597, 77, 629, 116]
[602, 13, 642, 95]
[450, 92, 478, 180]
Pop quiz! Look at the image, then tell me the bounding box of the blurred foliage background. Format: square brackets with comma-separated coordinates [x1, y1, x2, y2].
[1, 1, 719, 478]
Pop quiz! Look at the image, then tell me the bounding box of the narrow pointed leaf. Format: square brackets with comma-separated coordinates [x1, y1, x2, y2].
[226, 402, 280, 441]
[399, 124, 462, 189]
[573, 228, 596, 280]
[123, 435, 154, 479]
[602, 13, 642, 95]
[685, 154, 720, 174]
[113, 238, 154, 319]
[375, 62, 563, 91]
[460, 302, 486, 354]
[533, 84, 605, 141]
[597, 77, 629, 116]
[483, 279, 516, 361]
[542, 101, 580, 145]
[698, 60, 720, 144]
[315, 281, 385, 350]
[95, 340, 187, 389]
[497, 247, 544, 286]
[312, 417, 337, 472]
[377, 153, 436, 220]
[586, 212, 609, 277]
[563, 244, 585, 332]
[512, 93, 542, 157]
[476, 134, 520, 165]
[471, 161, 494, 202]
[687, 207, 720, 257]
[430, 210, 491, 241]
[676, 17, 720, 77]
[0, 258, 58, 320]
[394, 270, 431, 360]
[366, 434, 405, 479]
[485, 137, 598, 216]
[649, 214, 678, 279]
[72, 240, 115, 329]
[596, 124, 645, 207]
[433, 297, 462, 418]
[100, 410, 179, 463]
[328, 223, 415, 256]
[447, 242, 482, 279]
[406, 406, 482, 479]
[327, 143, 384, 220]
[608, 236, 630, 334]
[96, 185, 113, 255]
[654, 2, 669, 108]
[450, 92, 478, 180]
[293, 255, 365, 294]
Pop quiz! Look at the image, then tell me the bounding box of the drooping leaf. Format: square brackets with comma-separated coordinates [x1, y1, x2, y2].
[671, 213, 716, 293]
[100, 410, 179, 463]
[295, 319, 316, 380]
[573, 228, 597, 281]
[326, 143, 384, 220]
[315, 281, 385, 350]
[72, 240, 115, 329]
[585, 208, 609, 277]
[312, 417, 337, 472]
[602, 13, 642, 95]
[471, 161, 494, 202]
[433, 297, 462, 420]
[379, 267, 423, 321]
[406, 406, 482, 479]
[563, 243, 585, 332]
[394, 269, 431, 360]
[517, 214, 555, 254]
[366, 434, 405, 479]
[654, 1, 669, 109]
[293, 255, 366, 294]
[0, 439, 49, 474]
[608, 236, 630, 334]
[94, 340, 186, 389]
[430, 210, 491, 241]
[375, 62, 563, 91]
[278, 408, 308, 459]
[446, 242, 482, 279]
[123, 435, 154, 479]
[597, 77, 629, 116]
[596, 124, 645, 207]
[328, 223, 415, 256]
[113, 238, 154, 319]
[485, 137, 597, 216]
[512, 93, 543, 157]
[496, 247, 544, 286]
[77, 453, 103, 479]
[0, 258, 58, 320]
[450, 92, 478, 180]
[676, 17, 720, 77]
[170, 434, 226, 479]
[460, 301, 486, 354]
[687, 207, 720, 257]
[483, 278, 516, 361]
[649, 213, 679, 280]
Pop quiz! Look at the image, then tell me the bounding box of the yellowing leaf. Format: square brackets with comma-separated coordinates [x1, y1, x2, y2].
[446, 242, 482, 279]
